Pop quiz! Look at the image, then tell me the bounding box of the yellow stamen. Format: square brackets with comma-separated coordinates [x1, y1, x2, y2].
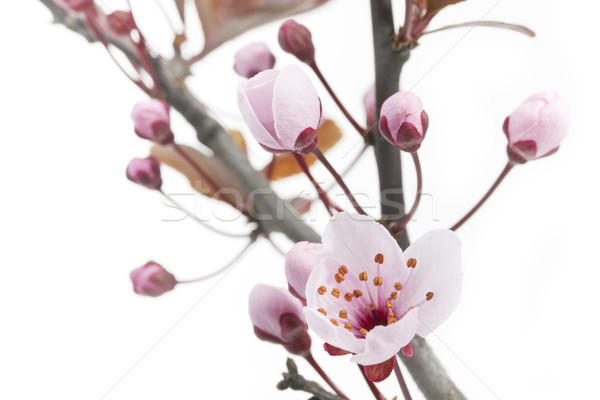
[394, 282, 403, 291]
[344, 292, 354, 302]
[339, 310, 348, 319]
[359, 272, 368, 281]
[353, 290, 363, 298]
[374, 253, 384, 264]
[390, 291, 398, 300]
[426, 292, 434, 301]
[373, 277, 383, 286]
[331, 288, 340, 298]
[335, 273, 345, 283]
[338, 265, 348, 275]
[360, 328, 369, 335]
[344, 323, 352, 331]
[407, 258, 417, 268]
[318, 286, 327, 295]
[318, 308, 327, 316]
[331, 319, 339, 326]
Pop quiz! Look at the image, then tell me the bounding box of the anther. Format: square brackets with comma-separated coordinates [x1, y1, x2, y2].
[339, 310, 348, 319]
[344, 292, 354, 302]
[338, 265, 348, 275]
[360, 328, 369, 335]
[318, 308, 327, 316]
[394, 282, 403, 291]
[373, 277, 383, 286]
[318, 286, 327, 295]
[359, 272, 368, 281]
[369, 303, 376, 310]
[407, 258, 417, 268]
[387, 317, 398, 324]
[331, 288, 340, 298]
[390, 291, 398, 300]
[335, 273, 345, 283]
[426, 292, 434, 301]
[344, 323, 352, 331]
[330, 319, 339, 326]
[374, 253, 384, 264]
[353, 290, 363, 298]
[386, 303, 392, 308]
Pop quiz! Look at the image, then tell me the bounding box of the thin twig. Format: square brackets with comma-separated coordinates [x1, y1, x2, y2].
[277, 359, 346, 400]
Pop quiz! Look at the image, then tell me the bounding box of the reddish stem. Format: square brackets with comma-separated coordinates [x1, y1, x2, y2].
[450, 161, 515, 231]
[358, 365, 387, 400]
[309, 62, 366, 137]
[304, 354, 349, 400]
[397, 0, 414, 42]
[293, 154, 341, 216]
[391, 151, 422, 234]
[394, 358, 413, 400]
[313, 148, 368, 216]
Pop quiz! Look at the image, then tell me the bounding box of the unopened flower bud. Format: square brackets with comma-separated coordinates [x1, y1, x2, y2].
[102, 11, 135, 37]
[249, 284, 311, 356]
[131, 99, 174, 144]
[503, 92, 570, 164]
[237, 65, 321, 154]
[285, 242, 323, 301]
[379, 91, 429, 152]
[53, 0, 94, 13]
[278, 20, 315, 64]
[126, 157, 162, 190]
[130, 261, 177, 297]
[234, 42, 276, 79]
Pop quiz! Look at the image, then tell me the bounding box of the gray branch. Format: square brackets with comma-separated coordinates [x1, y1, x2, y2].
[277, 359, 345, 400]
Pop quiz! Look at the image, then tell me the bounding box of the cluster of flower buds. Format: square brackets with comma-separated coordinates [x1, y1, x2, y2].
[130, 261, 177, 297]
[233, 42, 276, 79]
[237, 65, 321, 154]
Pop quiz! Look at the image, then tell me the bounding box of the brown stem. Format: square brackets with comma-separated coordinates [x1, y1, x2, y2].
[451, 162, 514, 231]
[394, 358, 413, 400]
[391, 151, 422, 234]
[293, 154, 340, 216]
[358, 365, 387, 400]
[313, 147, 368, 216]
[304, 354, 349, 399]
[309, 62, 365, 136]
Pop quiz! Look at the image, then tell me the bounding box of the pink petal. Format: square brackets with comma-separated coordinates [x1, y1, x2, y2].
[285, 242, 323, 300]
[351, 310, 418, 365]
[248, 284, 305, 341]
[304, 308, 365, 354]
[273, 65, 321, 149]
[400, 230, 462, 337]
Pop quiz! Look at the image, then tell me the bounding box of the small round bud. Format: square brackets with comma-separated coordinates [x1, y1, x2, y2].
[126, 157, 162, 190]
[233, 42, 276, 79]
[285, 242, 323, 301]
[249, 284, 311, 356]
[131, 99, 174, 144]
[379, 91, 429, 152]
[53, 0, 94, 13]
[503, 92, 570, 164]
[130, 261, 177, 297]
[278, 20, 315, 64]
[101, 11, 135, 37]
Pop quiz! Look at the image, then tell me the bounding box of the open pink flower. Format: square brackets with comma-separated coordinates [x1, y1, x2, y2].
[237, 65, 321, 154]
[304, 213, 462, 370]
[503, 92, 570, 163]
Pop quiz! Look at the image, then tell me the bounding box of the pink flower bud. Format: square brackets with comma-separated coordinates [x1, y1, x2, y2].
[131, 99, 174, 144]
[237, 65, 321, 154]
[278, 20, 316, 64]
[130, 261, 177, 297]
[363, 84, 376, 129]
[503, 92, 570, 163]
[53, 0, 94, 13]
[126, 157, 162, 190]
[379, 91, 429, 152]
[249, 284, 311, 356]
[101, 11, 135, 37]
[233, 42, 276, 79]
[285, 242, 323, 300]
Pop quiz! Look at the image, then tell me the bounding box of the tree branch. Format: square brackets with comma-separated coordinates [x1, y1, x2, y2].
[277, 359, 346, 400]
[370, 1, 466, 399]
[38, 0, 319, 243]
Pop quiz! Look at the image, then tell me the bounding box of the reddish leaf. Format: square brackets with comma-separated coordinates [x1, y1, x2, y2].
[193, 0, 329, 57]
[263, 119, 342, 181]
[425, 0, 465, 18]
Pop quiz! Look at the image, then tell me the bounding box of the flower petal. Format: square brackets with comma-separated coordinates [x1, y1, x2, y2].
[285, 242, 323, 300]
[249, 284, 305, 341]
[273, 65, 321, 149]
[304, 308, 365, 354]
[400, 230, 462, 336]
[350, 309, 418, 365]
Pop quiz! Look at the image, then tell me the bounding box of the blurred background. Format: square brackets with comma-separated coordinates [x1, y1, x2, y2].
[1, 0, 598, 399]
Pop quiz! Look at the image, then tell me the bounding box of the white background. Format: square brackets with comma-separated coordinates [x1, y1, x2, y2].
[1, 0, 599, 399]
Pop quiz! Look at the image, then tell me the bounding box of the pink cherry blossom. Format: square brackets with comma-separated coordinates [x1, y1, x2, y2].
[503, 92, 571, 163]
[249, 284, 311, 356]
[233, 42, 276, 79]
[130, 261, 177, 297]
[131, 99, 174, 144]
[379, 91, 429, 152]
[304, 213, 462, 366]
[126, 157, 162, 190]
[237, 65, 321, 154]
[285, 242, 324, 300]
